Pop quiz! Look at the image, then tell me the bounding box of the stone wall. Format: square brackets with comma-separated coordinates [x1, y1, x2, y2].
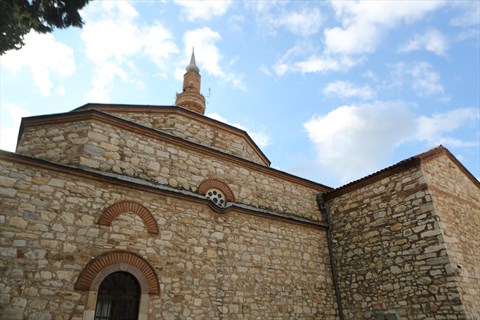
[78, 107, 268, 166]
[108, 111, 267, 165]
[16, 120, 90, 167]
[422, 155, 480, 319]
[0, 156, 338, 319]
[17, 117, 328, 222]
[325, 163, 467, 319]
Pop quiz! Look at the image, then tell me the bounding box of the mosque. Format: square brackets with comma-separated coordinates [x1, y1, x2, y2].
[0, 51, 478, 319]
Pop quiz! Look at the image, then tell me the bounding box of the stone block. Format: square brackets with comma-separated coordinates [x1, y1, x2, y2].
[1, 307, 25, 320]
[9, 216, 27, 228]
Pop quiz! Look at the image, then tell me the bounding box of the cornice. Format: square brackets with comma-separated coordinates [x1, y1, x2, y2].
[421, 148, 480, 189]
[0, 150, 328, 230]
[72, 103, 270, 166]
[324, 145, 479, 200]
[324, 158, 421, 200]
[19, 110, 331, 192]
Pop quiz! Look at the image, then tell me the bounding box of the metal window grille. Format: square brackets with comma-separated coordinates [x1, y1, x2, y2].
[94, 272, 140, 320]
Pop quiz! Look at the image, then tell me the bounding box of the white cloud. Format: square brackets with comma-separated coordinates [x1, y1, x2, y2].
[407, 62, 445, 97]
[304, 102, 416, 183]
[450, 1, 480, 42]
[259, 65, 272, 77]
[227, 15, 245, 33]
[1, 32, 75, 97]
[391, 62, 445, 98]
[324, 22, 379, 55]
[182, 28, 224, 77]
[304, 102, 477, 184]
[179, 28, 246, 91]
[174, 0, 232, 21]
[272, 44, 306, 76]
[207, 113, 270, 148]
[399, 29, 448, 56]
[295, 55, 359, 73]
[246, 2, 323, 37]
[243, 0, 284, 15]
[0, 103, 31, 152]
[449, 1, 480, 27]
[273, 43, 362, 76]
[55, 86, 66, 96]
[417, 108, 480, 147]
[81, 2, 178, 102]
[270, 8, 323, 37]
[455, 28, 480, 42]
[207, 113, 227, 123]
[272, 63, 289, 77]
[223, 73, 247, 92]
[85, 62, 129, 102]
[330, 0, 445, 26]
[82, 9, 139, 63]
[271, 1, 446, 76]
[323, 81, 375, 100]
[325, 1, 446, 55]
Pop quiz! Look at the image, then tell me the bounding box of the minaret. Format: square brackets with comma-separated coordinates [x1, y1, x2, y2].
[175, 49, 206, 114]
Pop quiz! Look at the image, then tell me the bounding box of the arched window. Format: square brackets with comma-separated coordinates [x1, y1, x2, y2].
[94, 272, 140, 320]
[197, 179, 235, 208]
[205, 188, 227, 207]
[75, 250, 159, 319]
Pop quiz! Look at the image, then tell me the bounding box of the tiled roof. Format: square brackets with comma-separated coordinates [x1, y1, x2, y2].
[324, 145, 479, 199]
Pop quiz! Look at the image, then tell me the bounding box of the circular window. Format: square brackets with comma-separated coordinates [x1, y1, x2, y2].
[206, 188, 227, 208]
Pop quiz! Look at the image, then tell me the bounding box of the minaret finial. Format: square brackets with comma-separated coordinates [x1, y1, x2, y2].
[175, 47, 206, 114]
[186, 47, 199, 73]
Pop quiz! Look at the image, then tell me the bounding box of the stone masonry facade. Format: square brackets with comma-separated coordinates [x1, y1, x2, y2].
[0, 155, 339, 319]
[422, 154, 480, 318]
[73, 105, 269, 166]
[2, 108, 478, 320]
[324, 149, 479, 320]
[16, 111, 326, 222]
[1, 55, 478, 319]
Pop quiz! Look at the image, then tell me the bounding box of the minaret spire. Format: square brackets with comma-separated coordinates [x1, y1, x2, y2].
[175, 48, 206, 114]
[187, 48, 199, 73]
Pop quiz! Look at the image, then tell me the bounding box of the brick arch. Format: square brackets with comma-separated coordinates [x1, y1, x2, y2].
[74, 250, 159, 294]
[98, 201, 159, 235]
[197, 179, 235, 201]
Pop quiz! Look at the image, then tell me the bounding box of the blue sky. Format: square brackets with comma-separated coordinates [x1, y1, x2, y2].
[1, 0, 479, 187]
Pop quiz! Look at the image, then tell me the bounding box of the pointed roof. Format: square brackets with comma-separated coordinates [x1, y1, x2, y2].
[323, 145, 480, 199]
[186, 48, 199, 73]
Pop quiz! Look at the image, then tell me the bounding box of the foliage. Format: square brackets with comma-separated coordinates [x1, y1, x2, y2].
[0, 0, 90, 55]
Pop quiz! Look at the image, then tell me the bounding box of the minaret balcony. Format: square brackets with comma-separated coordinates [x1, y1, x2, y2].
[175, 92, 206, 114]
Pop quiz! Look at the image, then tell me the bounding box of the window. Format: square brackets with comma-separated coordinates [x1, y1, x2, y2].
[95, 272, 140, 320]
[75, 250, 158, 320]
[206, 188, 227, 207]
